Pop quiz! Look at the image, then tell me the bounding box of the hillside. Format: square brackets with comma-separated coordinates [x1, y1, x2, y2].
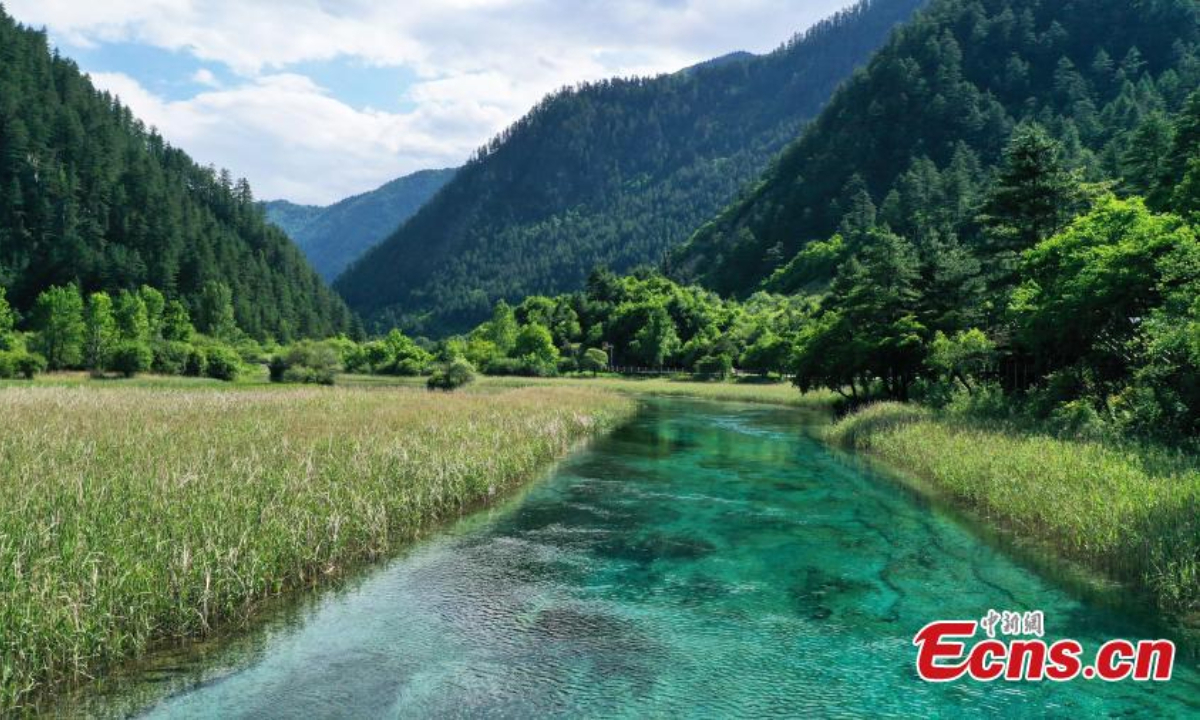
[672, 0, 1200, 294]
[335, 0, 927, 335]
[265, 168, 456, 281]
[0, 7, 352, 341]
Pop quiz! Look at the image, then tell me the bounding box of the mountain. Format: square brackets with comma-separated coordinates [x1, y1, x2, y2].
[671, 0, 1200, 295]
[264, 168, 457, 281]
[335, 0, 928, 336]
[262, 201, 324, 239]
[0, 7, 353, 341]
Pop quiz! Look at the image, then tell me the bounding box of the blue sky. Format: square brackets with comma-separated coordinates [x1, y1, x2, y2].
[6, 1, 856, 205]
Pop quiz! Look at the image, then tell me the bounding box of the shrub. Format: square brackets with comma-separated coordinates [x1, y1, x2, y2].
[184, 346, 208, 377]
[580, 347, 609, 376]
[204, 346, 242, 381]
[0, 351, 15, 379]
[152, 341, 193, 376]
[269, 340, 341, 385]
[481, 355, 557, 377]
[15, 352, 46, 380]
[109, 341, 153, 378]
[391, 357, 426, 377]
[1048, 399, 1109, 441]
[427, 358, 476, 391]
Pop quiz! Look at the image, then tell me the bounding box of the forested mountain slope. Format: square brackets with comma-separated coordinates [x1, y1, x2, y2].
[335, 0, 927, 335]
[264, 168, 456, 281]
[0, 7, 353, 341]
[672, 0, 1200, 294]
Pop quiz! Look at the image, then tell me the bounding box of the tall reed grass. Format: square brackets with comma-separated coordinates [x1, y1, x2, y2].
[828, 402, 1200, 617]
[401, 375, 838, 411]
[0, 385, 635, 710]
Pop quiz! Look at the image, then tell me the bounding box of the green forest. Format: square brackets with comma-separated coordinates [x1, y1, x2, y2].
[334, 0, 926, 335]
[0, 8, 354, 343]
[320, 0, 1200, 445]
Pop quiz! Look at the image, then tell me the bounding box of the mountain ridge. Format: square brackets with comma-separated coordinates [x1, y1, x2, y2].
[0, 7, 353, 341]
[335, 0, 928, 336]
[672, 0, 1200, 295]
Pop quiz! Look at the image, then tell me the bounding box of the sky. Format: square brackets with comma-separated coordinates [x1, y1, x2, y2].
[6, 1, 856, 205]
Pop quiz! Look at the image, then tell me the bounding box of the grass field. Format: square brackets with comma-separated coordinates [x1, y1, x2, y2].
[0, 383, 635, 710]
[338, 373, 836, 411]
[6, 372, 834, 412]
[828, 403, 1200, 619]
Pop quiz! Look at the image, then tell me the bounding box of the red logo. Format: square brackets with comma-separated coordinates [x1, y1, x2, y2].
[913, 612, 1175, 682]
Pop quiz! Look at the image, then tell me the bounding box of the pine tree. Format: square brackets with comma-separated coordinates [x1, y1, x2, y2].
[978, 125, 1081, 286]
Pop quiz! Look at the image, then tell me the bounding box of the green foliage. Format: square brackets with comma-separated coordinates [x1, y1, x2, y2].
[477, 301, 518, 355]
[427, 358, 477, 391]
[764, 235, 847, 293]
[694, 354, 733, 380]
[346, 330, 433, 376]
[794, 230, 927, 400]
[202, 345, 242, 382]
[31, 284, 85, 370]
[196, 281, 239, 341]
[927, 329, 997, 395]
[108, 341, 153, 378]
[335, 0, 927, 335]
[140, 286, 166, 340]
[1011, 196, 1192, 394]
[13, 351, 45, 379]
[270, 340, 342, 385]
[0, 9, 351, 340]
[979, 124, 1085, 286]
[580, 347, 609, 375]
[740, 332, 789, 376]
[0, 287, 14, 348]
[152, 340, 193, 376]
[184, 346, 209, 378]
[161, 300, 194, 342]
[114, 290, 150, 344]
[630, 304, 681, 368]
[83, 292, 117, 371]
[513, 324, 559, 366]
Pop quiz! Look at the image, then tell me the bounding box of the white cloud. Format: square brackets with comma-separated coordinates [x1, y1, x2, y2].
[6, 0, 856, 204]
[191, 67, 220, 87]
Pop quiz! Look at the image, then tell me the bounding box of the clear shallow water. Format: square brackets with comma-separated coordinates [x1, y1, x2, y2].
[63, 400, 1198, 718]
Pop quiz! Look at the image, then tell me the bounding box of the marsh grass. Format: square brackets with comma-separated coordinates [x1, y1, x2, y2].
[411, 375, 837, 411]
[828, 403, 1200, 617]
[0, 384, 635, 710]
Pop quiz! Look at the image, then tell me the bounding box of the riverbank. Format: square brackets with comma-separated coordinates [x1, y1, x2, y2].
[828, 402, 1200, 620]
[0, 384, 636, 711]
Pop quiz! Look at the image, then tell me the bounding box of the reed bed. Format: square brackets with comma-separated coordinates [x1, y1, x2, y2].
[0, 385, 635, 710]
[828, 402, 1200, 617]
[426, 375, 837, 411]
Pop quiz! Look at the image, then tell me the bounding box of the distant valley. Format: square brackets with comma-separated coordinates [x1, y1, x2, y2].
[264, 168, 457, 282]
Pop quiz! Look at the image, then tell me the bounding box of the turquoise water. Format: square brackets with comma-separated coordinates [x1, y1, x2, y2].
[67, 400, 1198, 717]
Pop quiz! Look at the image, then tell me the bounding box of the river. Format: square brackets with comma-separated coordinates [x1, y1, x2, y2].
[60, 399, 1198, 717]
